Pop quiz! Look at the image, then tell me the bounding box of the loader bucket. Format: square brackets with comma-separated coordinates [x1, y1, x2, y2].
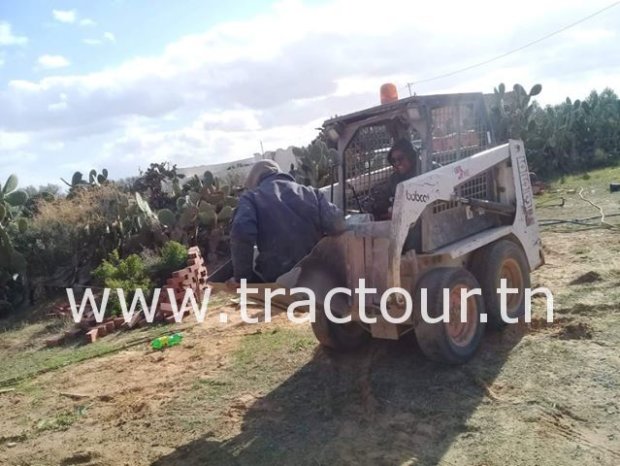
[276, 234, 351, 315]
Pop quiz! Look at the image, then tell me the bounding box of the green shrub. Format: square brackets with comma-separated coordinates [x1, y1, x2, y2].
[92, 250, 152, 316]
[159, 241, 189, 275]
[141, 241, 189, 284]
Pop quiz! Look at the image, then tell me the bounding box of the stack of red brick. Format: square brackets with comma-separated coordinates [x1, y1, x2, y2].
[44, 246, 209, 346]
[159, 246, 209, 323]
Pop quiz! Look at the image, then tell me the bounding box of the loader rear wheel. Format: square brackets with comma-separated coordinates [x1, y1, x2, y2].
[413, 267, 485, 364]
[470, 239, 530, 329]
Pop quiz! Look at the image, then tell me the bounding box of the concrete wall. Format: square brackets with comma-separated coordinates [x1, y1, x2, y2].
[175, 157, 255, 189]
[174, 146, 299, 191]
[260, 146, 297, 172]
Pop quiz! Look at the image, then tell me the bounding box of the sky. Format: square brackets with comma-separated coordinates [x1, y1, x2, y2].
[1, 0, 619, 188]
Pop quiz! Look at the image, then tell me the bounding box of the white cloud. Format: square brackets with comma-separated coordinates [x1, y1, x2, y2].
[6, 0, 618, 133]
[52, 9, 77, 24]
[0, 21, 28, 46]
[83, 32, 116, 46]
[567, 27, 616, 44]
[37, 54, 71, 69]
[0, 131, 30, 151]
[198, 110, 261, 132]
[80, 18, 97, 27]
[82, 38, 103, 46]
[101, 116, 316, 171]
[43, 141, 65, 151]
[2, 0, 620, 185]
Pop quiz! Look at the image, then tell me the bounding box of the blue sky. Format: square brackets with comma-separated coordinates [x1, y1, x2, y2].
[1, 0, 283, 84]
[1, 0, 619, 188]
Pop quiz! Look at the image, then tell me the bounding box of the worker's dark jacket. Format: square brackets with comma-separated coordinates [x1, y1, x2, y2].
[230, 173, 343, 282]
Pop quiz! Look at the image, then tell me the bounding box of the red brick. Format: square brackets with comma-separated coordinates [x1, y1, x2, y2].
[127, 311, 143, 329]
[86, 328, 98, 343]
[159, 302, 174, 312]
[64, 327, 83, 339]
[44, 335, 65, 347]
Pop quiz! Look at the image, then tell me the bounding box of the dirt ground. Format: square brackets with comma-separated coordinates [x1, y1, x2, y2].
[2, 184, 620, 465]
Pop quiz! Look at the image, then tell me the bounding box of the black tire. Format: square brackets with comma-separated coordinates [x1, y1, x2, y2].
[295, 264, 369, 352]
[413, 267, 485, 364]
[312, 308, 370, 352]
[470, 239, 531, 329]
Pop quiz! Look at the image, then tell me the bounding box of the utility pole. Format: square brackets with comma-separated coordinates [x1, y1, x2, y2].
[406, 82, 413, 97]
[260, 140, 264, 159]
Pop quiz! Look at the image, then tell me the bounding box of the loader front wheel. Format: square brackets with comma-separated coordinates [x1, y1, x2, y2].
[413, 267, 485, 364]
[311, 311, 370, 352]
[294, 263, 369, 352]
[470, 239, 531, 329]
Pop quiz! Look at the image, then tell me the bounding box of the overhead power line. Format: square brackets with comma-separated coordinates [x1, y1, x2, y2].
[405, 0, 620, 91]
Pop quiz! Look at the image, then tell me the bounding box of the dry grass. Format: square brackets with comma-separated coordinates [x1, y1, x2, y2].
[32, 184, 130, 228]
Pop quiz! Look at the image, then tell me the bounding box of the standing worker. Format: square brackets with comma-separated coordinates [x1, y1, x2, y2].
[229, 160, 344, 284]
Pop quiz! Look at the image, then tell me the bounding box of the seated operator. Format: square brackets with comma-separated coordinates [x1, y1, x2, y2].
[368, 138, 419, 220]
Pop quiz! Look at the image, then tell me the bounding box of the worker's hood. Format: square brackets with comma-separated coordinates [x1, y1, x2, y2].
[245, 160, 282, 189]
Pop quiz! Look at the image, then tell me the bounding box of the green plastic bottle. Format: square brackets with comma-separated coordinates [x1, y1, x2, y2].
[151, 333, 183, 350]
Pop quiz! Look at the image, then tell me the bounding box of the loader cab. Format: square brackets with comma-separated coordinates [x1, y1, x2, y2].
[322, 92, 500, 253]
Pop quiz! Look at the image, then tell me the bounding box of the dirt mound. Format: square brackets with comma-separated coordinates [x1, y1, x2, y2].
[569, 271, 603, 285]
[526, 317, 593, 340]
[60, 451, 97, 465]
[561, 302, 617, 315]
[554, 322, 594, 340]
[527, 316, 573, 331]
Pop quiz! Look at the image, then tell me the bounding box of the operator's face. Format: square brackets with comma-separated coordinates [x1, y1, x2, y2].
[391, 149, 413, 175]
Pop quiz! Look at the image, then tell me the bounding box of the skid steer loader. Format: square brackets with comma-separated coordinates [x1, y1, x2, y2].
[274, 91, 545, 364]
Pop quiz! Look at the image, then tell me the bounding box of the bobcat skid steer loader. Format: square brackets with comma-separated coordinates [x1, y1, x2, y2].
[277, 91, 544, 364]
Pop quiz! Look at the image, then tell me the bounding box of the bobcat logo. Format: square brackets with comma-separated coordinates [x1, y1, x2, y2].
[405, 190, 430, 203]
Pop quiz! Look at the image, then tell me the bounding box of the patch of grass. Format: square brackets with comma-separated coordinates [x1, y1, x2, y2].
[186, 328, 315, 408]
[536, 165, 620, 225]
[35, 405, 87, 432]
[192, 378, 233, 400]
[14, 380, 45, 405]
[232, 328, 315, 375]
[536, 166, 620, 204]
[548, 165, 620, 190]
[0, 324, 174, 387]
[0, 341, 116, 386]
